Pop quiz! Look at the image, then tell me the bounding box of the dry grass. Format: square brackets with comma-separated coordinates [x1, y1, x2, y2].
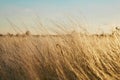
[0, 30, 120, 80]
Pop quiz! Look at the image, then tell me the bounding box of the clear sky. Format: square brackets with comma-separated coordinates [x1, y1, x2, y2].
[0, 0, 120, 34]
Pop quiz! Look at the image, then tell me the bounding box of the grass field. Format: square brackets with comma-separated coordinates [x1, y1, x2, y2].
[0, 29, 120, 80]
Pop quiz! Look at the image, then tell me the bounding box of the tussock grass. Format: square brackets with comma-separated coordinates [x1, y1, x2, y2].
[0, 18, 120, 80]
[0, 31, 120, 80]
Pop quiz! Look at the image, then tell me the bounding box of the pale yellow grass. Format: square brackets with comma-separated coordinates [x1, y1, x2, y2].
[0, 31, 120, 80]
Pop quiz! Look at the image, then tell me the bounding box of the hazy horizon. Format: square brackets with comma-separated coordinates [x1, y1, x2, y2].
[0, 0, 120, 34]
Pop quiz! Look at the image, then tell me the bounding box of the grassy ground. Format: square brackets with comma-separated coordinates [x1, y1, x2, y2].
[0, 32, 120, 80]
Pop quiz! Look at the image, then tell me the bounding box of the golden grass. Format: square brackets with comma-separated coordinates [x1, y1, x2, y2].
[0, 30, 120, 80]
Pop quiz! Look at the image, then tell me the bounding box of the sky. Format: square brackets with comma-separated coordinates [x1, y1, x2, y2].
[0, 0, 120, 34]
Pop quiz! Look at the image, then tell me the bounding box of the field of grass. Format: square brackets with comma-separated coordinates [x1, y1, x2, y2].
[0, 30, 120, 80]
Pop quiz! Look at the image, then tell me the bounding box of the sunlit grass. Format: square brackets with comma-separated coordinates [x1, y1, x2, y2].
[0, 20, 120, 80]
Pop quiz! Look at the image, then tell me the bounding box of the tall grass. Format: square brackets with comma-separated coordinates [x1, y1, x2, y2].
[0, 31, 120, 80]
[0, 19, 120, 80]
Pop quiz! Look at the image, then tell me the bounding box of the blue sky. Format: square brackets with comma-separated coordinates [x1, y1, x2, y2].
[0, 0, 120, 34]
